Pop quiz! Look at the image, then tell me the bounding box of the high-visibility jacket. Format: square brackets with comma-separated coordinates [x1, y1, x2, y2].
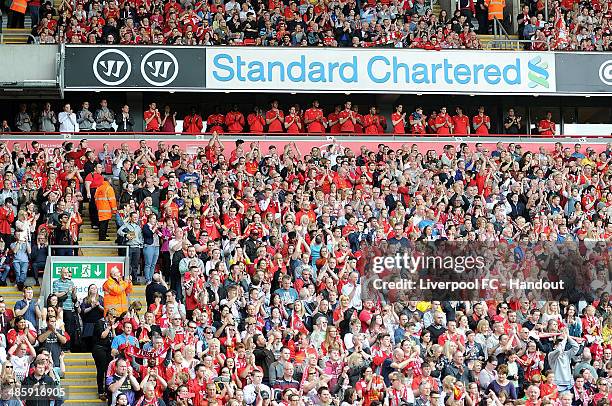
[94, 181, 117, 221]
[485, 0, 505, 20]
[103, 276, 132, 315]
[10, 0, 27, 14]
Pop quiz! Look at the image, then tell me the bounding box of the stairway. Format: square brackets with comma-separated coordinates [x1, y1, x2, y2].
[0, 15, 33, 44]
[59, 203, 147, 405]
[0, 286, 40, 310]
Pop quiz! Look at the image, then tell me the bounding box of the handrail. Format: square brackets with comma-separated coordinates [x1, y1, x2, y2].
[488, 37, 551, 51]
[47, 244, 130, 257]
[493, 18, 511, 42]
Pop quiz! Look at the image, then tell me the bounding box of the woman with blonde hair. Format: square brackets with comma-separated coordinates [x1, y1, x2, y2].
[540, 301, 562, 324]
[79, 284, 104, 350]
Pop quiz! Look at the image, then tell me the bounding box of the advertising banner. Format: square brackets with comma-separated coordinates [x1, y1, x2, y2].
[64, 45, 206, 89]
[555, 53, 612, 94]
[205, 48, 557, 94]
[50, 257, 125, 299]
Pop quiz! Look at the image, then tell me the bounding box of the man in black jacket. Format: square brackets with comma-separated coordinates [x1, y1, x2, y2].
[115, 104, 134, 132]
[253, 334, 276, 386]
[30, 234, 48, 286]
[22, 358, 57, 406]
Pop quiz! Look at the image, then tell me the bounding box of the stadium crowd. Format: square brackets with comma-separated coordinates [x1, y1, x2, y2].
[2, 0, 610, 51]
[3, 100, 559, 135]
[0, 106, 610, 406]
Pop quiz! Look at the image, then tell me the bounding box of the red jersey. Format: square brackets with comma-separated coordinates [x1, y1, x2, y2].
[435, 113, 452, 134]
[284, 114, 302, 133]
[266, 109, 284, 132]
[473, 114, 490, 135]
[363, 114, 381, 134]
[452, 114, 470, 135]
[207, 113, 225, 133]
[304, 108, 326, 133]
[144, 110, 161, 131]
[247, 113, 265, 133]
[391, 112, 406, 134]
[225, 111, 245, 133]
[539, 119, 555, 135]
[409, 114, 426, 134]
[338, 109, 355, 133]
[328, 112, 340, 133]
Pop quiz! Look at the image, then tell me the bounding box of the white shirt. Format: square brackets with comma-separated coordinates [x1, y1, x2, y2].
[242, 383, 272, 405]
[58, 111, 79, 133]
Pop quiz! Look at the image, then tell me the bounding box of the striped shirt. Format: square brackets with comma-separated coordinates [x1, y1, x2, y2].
[53, 278, 75, 310]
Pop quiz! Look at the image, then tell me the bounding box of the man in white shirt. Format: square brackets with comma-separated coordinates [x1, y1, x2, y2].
[58, 103, 79, 133]
[243, 368, 272, 405]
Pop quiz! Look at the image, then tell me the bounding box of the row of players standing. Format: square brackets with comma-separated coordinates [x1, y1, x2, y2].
[166, 101, 554, 135]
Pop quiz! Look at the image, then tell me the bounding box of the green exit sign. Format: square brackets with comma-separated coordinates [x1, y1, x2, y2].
[52, 262, 113, 279]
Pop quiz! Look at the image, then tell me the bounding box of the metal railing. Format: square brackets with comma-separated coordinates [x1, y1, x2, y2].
[492, 17, 511, 42]
[488, 37, 551, 51]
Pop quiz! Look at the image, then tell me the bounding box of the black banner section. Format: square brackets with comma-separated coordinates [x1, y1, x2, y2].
[361, 240, 611, 302]
[64, 45, 206, 90]
[555, 53, 612, 94]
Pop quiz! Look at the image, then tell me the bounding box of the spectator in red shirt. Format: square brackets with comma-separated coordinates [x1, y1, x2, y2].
[247, 107, 265, 133]
[182, 107, 203, 134]
[225, 105, 245, 133]
[391, 104, 407, 134]
[473, 106, 491, 135]
[538, 111, 556, 135]
[266, 100, 284, 133]
[304, 100, 327, 134]
[435, 106, 453, 134]
[452, 106, 470, 135]
[284, 106, 302, 134]
[144, 102, 161, 132]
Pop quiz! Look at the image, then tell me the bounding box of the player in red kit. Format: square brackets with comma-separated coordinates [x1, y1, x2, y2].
[206, 106, 225, 133]
[247, 107, 265, 133]
[284, 106, 302, 134]
[304, 100, 327, 133]
[338, 101, 356, 133]
[409, 107, 427, 135]
[363, 106, 381, 134]
[435, 106, 453, 134]
[328, 105, 341, 133]
[266, 100, 284, 133]
[538, 111, 556, 135]
[352, 104, 364, 134]
[473, 106, 491, 135]
[391, 104, 407, 134]
[225, 104, 245, 133]
[452, 106, 470, 135]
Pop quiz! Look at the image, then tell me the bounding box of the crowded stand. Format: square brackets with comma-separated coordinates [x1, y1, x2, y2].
[1, 0, 610, 52]
[0, 89, 611, 406]
[3, 100, 558, 135]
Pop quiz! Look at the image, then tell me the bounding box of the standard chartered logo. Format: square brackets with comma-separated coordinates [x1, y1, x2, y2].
[599, 60, 612, 85]
[527, 56, 550, 89]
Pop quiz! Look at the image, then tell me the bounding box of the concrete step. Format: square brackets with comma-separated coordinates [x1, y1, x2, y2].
[65, 368, 96, 379]
[63, 392, 104, 401]
[64, 401, 104, 406]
